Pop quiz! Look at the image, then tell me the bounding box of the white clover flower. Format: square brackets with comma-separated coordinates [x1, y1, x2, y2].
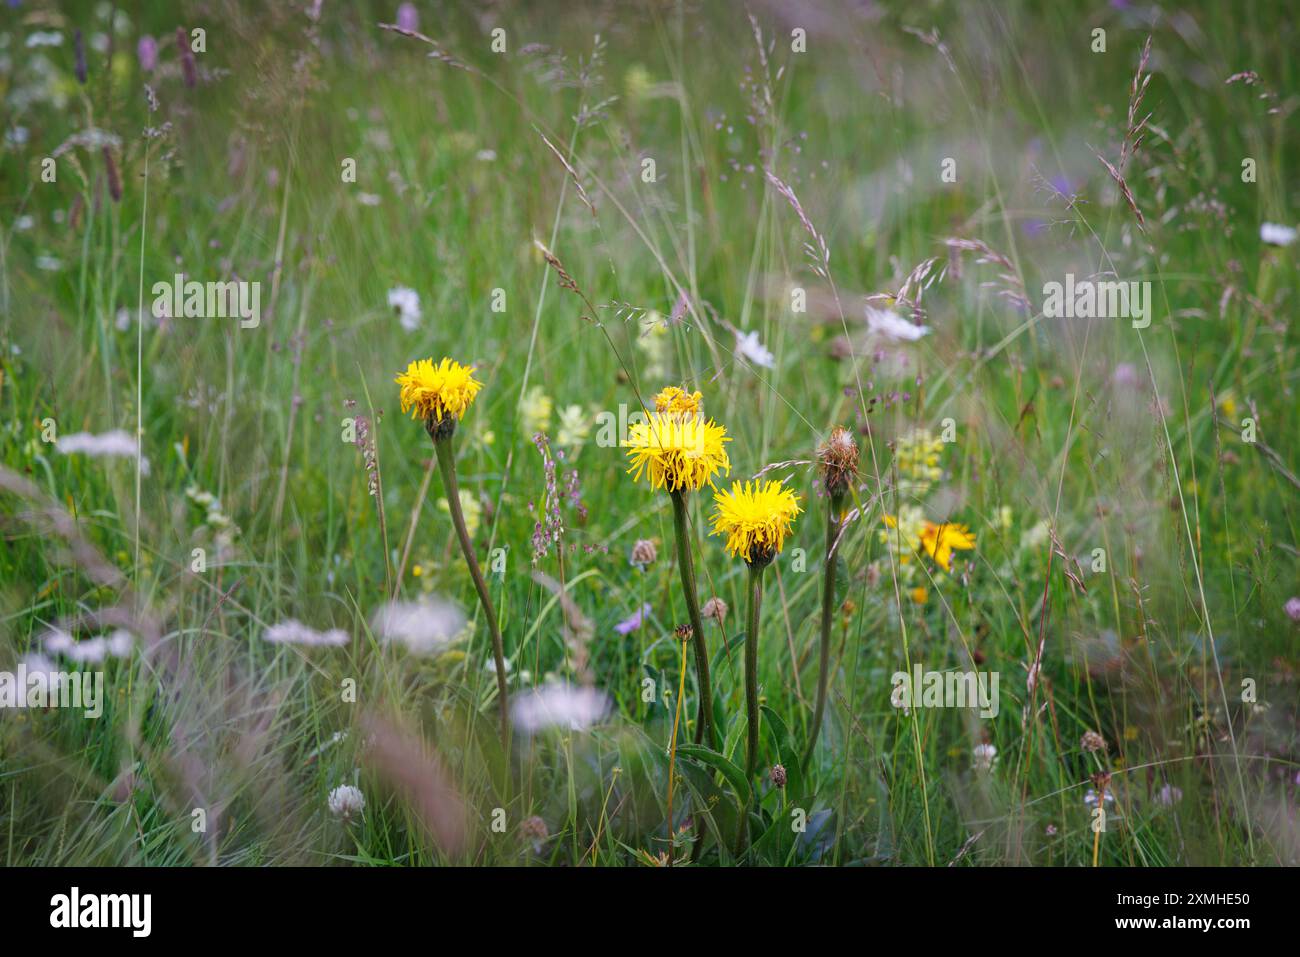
[1260, 222, 1296, 246]
[56, 429, 139, 459]
[387, 285, 422, 331]
[370, 599, 465, 655]
[263, 620, 349, 648]
[42, 627, 134, 663]
[511, 683, 611, 734]
[972, 743, 998, 771]
[327, 784, 365, 823]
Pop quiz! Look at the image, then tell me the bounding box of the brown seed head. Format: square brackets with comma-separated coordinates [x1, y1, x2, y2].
[817, 426, 859, 499]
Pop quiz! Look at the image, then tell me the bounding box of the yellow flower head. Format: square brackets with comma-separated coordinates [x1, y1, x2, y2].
[710, 479, 801, 564]
[396, 357, 483, 425]
[894, 427, 945, 495]
[623, 412, 731, 493]
[653, 386, 703, 422]
[919, 520, 976, 571]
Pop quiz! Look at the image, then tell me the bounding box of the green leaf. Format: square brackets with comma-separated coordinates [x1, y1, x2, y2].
[761, 705, 804, 800]
[677, 743, 752, 808]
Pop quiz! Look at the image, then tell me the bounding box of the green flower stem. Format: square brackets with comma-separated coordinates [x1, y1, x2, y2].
[743, 562, 765, 782]
[736, 561, 766, 858]
[434, 433, 510, 745]
[670, 489, 715, 749]
[803, 497, 841, 771]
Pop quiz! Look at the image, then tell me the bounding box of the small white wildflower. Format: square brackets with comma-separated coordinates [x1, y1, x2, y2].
[734, 329, 775, 368]
[1083, 788, 1115, 808]
[357, 192, 381, 207]
[511, 683, 611, 734]
[972, 743, 997, 771]
[42, 627, 134, 664]
[327, 784, 365, 823]
[1019, 519, 1050, 554]
[1156, 784, 1183, 806]
[865, 305, 930, 342]
[26, 31, 65, 48]
[387, 285, 422, 331]
[556, 404, 590, 449]
[263, 620, 349, 648]
[57, 429, 139, 459]
[1260, 222, 1297, 246]
[370, 599, 465, 655]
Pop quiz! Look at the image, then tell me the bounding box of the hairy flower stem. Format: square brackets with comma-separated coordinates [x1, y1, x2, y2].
[671, 490, 715, 749]
[744, 563, 764, 782]
[803, 496, 842, 771]
[736, 562, 766, 856]
[434, 433, 510, 745]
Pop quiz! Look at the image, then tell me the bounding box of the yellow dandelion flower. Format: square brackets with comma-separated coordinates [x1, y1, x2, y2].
[623, 412, 731, 493]
[920, 520, 976, 571]
[653, 385, 703, 421]
[710, 479, 802, 563]
[395, 357, 483, 424]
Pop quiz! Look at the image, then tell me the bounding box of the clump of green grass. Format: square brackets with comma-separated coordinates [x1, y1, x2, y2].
[0, 0, 1296, 866]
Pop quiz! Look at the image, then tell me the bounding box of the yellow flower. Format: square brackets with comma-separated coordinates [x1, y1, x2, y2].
[623, 412, 731, 493]
[920, 520, 976, 571]
[894, 428, 945, 495]
[438, 490, 482, 537]
[520, 386, 553, 436]
[395, 357, 483, 424]
[653, 386, 703, 422]
[883, 509, 975, 573]
[910, 586, 928, 604]
[710, 479, 801, 563]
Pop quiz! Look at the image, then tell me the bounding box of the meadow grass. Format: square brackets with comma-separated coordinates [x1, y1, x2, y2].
[1, 0, 1297, 866]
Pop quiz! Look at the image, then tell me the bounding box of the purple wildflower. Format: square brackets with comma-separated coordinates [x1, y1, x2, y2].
[614, 603, 652, 636]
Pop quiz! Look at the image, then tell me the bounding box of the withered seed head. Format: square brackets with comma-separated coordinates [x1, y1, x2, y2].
[630, 538, 658, 568]
[1080, 730, 1107, 753]
[701, 596, 728, 623]
[817, 425, 859, 500]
